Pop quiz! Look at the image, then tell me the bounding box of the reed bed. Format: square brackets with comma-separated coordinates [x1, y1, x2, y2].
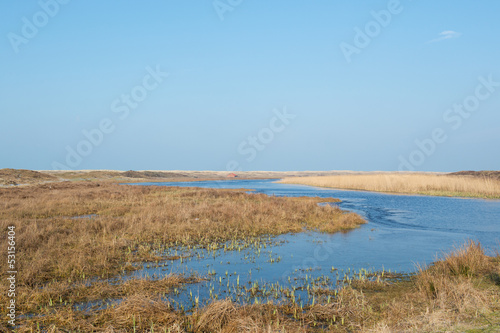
[280, 173, 500, 199]
[0, 181, 364, 330]
[0, 183, 365, 285]
[2, 182, 499, 331]
[0, 182, 363, 286]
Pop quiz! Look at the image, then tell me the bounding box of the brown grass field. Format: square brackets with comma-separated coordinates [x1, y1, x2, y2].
[280, 173, 500, 199]
[0, 178, 499, 331]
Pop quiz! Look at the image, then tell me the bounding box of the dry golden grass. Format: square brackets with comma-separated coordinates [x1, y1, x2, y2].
[189, 243, 500, 332]
[2, 181, 499, 332]
[0, 181, 364, 331]
[368, 241, 500, 332]
[280, 173, 500, 199]
[192, 300, 307, 332]
[9, 241, 500, 332]
[16, 273, 200, 315]
[0, 182, 363, 287]
[414, 241, 496, 318]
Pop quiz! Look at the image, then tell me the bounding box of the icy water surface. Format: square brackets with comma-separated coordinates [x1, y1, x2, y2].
[124, 179, 500, 308]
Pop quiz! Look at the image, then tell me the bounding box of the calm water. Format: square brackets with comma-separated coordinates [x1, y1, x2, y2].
[124, 179, 500, 308]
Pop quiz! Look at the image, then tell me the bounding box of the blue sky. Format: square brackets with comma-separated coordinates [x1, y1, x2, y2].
[1, 0, 499, 172]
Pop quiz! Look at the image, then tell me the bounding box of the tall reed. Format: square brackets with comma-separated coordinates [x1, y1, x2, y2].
[280, 173, 500, 198]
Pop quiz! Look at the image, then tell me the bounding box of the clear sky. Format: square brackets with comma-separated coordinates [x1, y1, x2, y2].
[1, 0, 499, 172]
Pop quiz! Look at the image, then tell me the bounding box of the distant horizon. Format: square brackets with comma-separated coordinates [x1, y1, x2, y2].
[4, 167, 489, 174]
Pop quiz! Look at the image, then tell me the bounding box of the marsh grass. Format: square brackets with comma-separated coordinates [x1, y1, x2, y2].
[12, 241, 500, 332]
[17, 273, 201, 315]
[0, 181, 364, 330]
[192, 244, 499, 332]
[2, 182, 499, 331]
[280, 173, 500, 199]
[0, 182, 364, 286]
[414, 241, 495, 316]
